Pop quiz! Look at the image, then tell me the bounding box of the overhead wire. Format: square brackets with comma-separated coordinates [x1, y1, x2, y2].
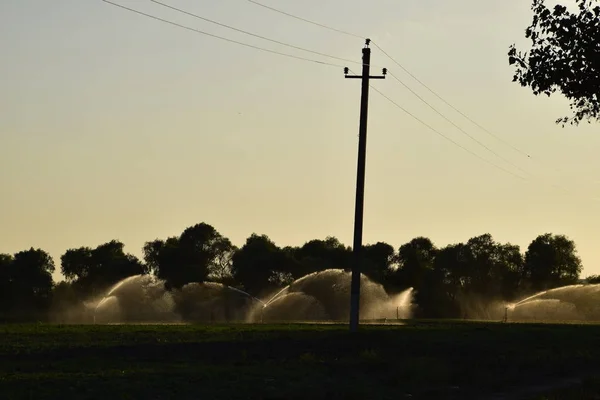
[245, 0, 364, 39]
[386, 71, 530, 177]
[381, 63, 595, 197]
[369, 83, 598, 201]
[375, 44, 597, 193]
[148, 0, 364, 67]
[100, 0, 345, 69]
[347, 71, 527, 181]
[360, 68, 594, 199]
[371, 42, 533, 159]
[243, 0, 535, 160]
[242, 0, 600, 199]
[153, 0, 527, 176]
[101, 0, 596, 202]
[101, 0, 533, 183]
[373, 87, 526, 180]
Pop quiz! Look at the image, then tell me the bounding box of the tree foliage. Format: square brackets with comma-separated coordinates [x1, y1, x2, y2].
[0, 220, 590, 321]
[61, 240, 147, 296]
[292, 237, 351, 278]
[0, 249, 55, 321]
[392, 235, 526, 318]
[362, 242, 397, 284]
[523, 233, 582, 291]
[509, 0, 600, 125]
[143, 223, 236, 290]
[585, 275, 600, 284]
[394, 237, 437, 290]
[230, 234, 295, 296]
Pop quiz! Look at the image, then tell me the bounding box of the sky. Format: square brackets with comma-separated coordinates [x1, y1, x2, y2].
[1, 0, 598, 283]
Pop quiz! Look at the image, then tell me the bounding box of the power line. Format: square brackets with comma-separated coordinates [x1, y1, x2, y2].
[100, 0, 344, 68]
[245, 0, 364, 39]
[370, 44, 600, 190]
[242, 0, 535, 161]
[371, 42, 533, 159]
[371, 83, 600, 204]
[387, 71, 530, 177]
[105, 0, 527, 184]
[368, 84, 527, 181]
[102, 1, 596, 202]
[148, 0, 362, 67]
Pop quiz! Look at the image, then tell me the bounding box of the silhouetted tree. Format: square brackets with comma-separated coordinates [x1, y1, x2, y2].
[394, 237, 437, 289]
[389, 237, 439, 317]
[291, 237, 351, 278]
[586, 275, 600, 284]
[62, 240, 147, 297]
[523, 233, 582, 291]
[143, 237, 180, 285]
[494, 243, 525, 300]
[0, 254, 13, 318]
[143, 223, 236, 290]
[430, 243, 470, 317]
[509, 0, 600, 125]
[231, 234, 295, 296]
[49, 281, 85, 323]
[409, 235, 525, 319]
[0, 254, 15, 321]
[462, 234, 524, 300]
[0, 223, 591, 322]
[438, 235, 525, 318]
[15, 250, 54, 312]
[0, 249, 55, 321]
[208, 239, 238, 284]
[362, 242, 396, 285]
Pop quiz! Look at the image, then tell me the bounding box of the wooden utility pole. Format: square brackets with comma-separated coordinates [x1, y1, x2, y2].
[344, 39, 386, 332]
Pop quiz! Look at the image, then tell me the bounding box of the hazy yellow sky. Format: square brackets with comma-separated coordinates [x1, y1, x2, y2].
[1, 0, 598, 283]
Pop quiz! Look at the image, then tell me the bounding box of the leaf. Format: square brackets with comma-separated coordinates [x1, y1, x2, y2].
[509, 0, 600, 124]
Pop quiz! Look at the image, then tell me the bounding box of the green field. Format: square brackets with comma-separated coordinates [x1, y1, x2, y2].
[1, 321, 600, 399]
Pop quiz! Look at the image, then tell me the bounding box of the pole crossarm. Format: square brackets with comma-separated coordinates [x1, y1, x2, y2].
[345, 75, 386, 79]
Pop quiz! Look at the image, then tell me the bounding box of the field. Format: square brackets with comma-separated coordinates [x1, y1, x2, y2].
[2, 321, 600, 399]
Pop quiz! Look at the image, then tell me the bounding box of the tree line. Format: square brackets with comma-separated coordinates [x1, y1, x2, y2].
[0, 222, 588, 322]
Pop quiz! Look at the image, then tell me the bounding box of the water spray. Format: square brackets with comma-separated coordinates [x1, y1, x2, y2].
[88, 270, 415, 324]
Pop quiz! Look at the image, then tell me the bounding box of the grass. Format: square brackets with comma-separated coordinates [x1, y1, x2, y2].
[535, 377, 600, 399]
[1, 321, 600, 399]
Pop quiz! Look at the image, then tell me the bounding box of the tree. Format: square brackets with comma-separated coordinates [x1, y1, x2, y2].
[391, 237, 442, 318]
[462, 234, 523, 300]
[231, 234, 295, 296]
[0, 254, 14, 320]
[50, 281, 85, 323]
[143, 223, 236, 289]
[208, 239, 238, 284]
[433, 243, 470, 298]
[143, 237, 180, 284]
[426, 243, 469, 318]
[585, 275, 600, 284]
[523, 233, 582, 291]
[362, 242, 396, 284]
[445, 235, 525, 318]
[494, 243, 526, 300]
[292, 237, 351, 278]
[0, 249, 55, 321]
[394, 237, 437, 290]
[61, 246, 93, 283]
[508, 0, 600, 125]
[62, 240, 147, 296]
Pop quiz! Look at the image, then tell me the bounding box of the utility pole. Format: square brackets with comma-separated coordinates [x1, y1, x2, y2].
[344, 39, 386, 332]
